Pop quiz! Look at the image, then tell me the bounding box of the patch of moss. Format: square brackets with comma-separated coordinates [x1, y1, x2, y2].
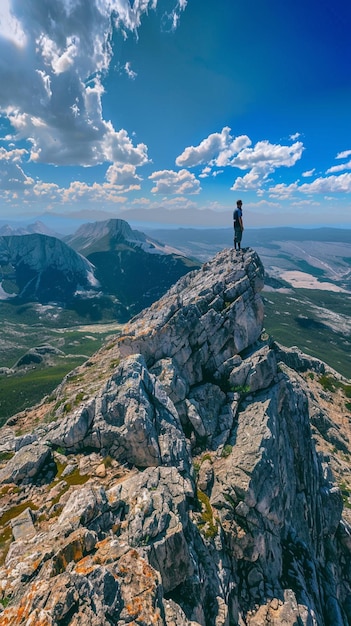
[343, 384, 351, 399]
[0, 526, 12, 566]
[0, 451, 14, 463]
[318, 375, 339, 393]
[221, 444, 233, 458]
[103, 455, 114, 468]
[340, 482, 351, 509]
[74, 391, 85, 405]
[201, 453, 213, 464]
[230, 384, 250, 394]
[0, 485, 20, 496]
[110, 358, 121, 369]
[196, 489, 218, 540]
[0, 501, 38, 527]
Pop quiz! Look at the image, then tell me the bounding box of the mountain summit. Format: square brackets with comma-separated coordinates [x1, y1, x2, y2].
[0, 248, 350, 625]
[66, 218, 200, 317]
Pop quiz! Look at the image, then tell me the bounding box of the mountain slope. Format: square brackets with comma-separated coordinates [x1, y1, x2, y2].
[0, 248, 350, 625]
[0, 233, 98, 303]
[66, 218, 200, 314]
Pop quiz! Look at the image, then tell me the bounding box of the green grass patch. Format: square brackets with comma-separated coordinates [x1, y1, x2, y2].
[0, 360, 85, 426]
[0, 451, 14, 463]
[295, 259, 326, 279]
[0, 501, 38, 527]
[263, 290, 351, 379]
[221, 444, 233, 458]
[196, 489, 219, 540]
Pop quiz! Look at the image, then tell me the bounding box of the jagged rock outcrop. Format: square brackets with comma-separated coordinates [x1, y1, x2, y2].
[0, 247, 350, 625]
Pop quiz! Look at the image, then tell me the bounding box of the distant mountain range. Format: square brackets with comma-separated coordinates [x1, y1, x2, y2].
[0, 220, 59, 238]
[0, 219, 199, 321]
[0, 233, 97, 303]
[65, 219, 200, 316]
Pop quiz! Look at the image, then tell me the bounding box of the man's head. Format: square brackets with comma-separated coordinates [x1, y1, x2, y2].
[237, 199, 243, 208]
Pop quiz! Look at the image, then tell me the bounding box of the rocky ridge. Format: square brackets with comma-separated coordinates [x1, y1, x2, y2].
[0, 248, 351, 625]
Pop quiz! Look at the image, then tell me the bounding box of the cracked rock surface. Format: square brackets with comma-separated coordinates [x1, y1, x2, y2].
[0, 247, 351, 625]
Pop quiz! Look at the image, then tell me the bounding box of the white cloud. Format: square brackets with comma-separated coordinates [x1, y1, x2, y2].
[0, 0, 26, 47]
[302, 168, 315, 177]
[176, 127, 251, 168]
[149, 169, 201, 194]
[124, 61, 137, 79]
[268, 172, 351, 198]
[336, 149, 351, 159]
[231, 140, 304, 190]
[199, 166, 211, 178]
[267, 182, 299, 199]
[290, 132, 301, 141]
[326, 160, 351, 174]
[105, 163, 142, 187]
[62, 181, 129, 203]
[299, 172, 351, 194]
[177, 129, 304, 192]
[230, 140, 304, 171]
[231, 170, 263, 191]
[0, 0, 185, 169]
[0, 147, 27, 162]
[291, 200, 320, 207]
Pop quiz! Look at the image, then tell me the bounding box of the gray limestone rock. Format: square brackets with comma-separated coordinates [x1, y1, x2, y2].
[0, 442, 52, 484]
[49, 353, 191, 474]
[118, 248, 265, 385]
[10, 507, 36, 541]
[1, 248, 350, 626]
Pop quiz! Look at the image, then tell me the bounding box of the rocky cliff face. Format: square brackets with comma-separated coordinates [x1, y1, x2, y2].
[0, 248, 351, 625]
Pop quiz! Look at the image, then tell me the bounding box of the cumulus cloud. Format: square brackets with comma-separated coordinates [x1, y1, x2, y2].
[176, 127, 251, 168]
[268, 182, 299, 199]
[268, 172, 351, 197]
[231, 140, 304, 190]
[326, 161, 351, 174]
[177, 128, 304, 192]
[62, 180, 129, 203]
[149, 169, 201, 194]
[230, 140, 304, 171]
[0, 0, 185, 168]
[299, 172, 351, 194]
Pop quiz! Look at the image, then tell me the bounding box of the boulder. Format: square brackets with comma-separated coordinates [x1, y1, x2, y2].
[0, 443, 52, 484]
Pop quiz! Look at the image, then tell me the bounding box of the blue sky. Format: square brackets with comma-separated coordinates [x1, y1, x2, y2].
[0, 0, 350, 228]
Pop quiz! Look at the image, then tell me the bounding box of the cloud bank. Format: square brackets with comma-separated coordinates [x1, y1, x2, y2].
[0, 0, 186, 168]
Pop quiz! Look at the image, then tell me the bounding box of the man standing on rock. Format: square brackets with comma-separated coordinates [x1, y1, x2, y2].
[233, 199, 244, 251]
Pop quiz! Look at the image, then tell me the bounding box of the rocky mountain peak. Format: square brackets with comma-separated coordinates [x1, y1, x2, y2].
[0, 247, 350, 625]
[67, 218, 143, 248]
